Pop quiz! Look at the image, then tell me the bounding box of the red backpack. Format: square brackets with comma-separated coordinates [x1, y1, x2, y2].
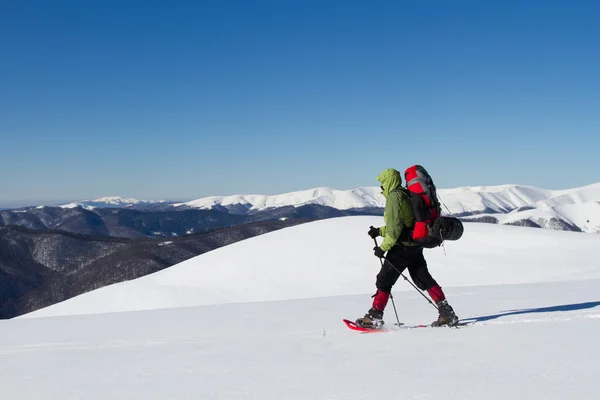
[404, 165, 441, 241]
[402, 165, 464, 248]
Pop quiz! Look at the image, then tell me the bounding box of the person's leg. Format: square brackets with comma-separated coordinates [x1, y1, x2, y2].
[406, 248, 459, 326]
[356, 247, 408, 328]
[372, 246, 409, 312]
[404, 247, 443, 298]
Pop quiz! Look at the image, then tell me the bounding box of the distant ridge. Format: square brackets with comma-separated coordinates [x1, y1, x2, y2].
[10, 182, 600, 234]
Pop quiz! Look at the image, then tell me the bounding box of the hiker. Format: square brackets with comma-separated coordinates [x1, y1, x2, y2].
[356, 168, 459, 328]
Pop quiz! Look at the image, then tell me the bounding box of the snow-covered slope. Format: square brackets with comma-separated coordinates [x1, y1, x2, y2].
[445, 183, 600, 213]
[4, 217, 600, 400]
[463, 201, 600, 232]
[23, 216, 600, 318]
[438, 184, 555, 214]
[443, 183, 600, 233]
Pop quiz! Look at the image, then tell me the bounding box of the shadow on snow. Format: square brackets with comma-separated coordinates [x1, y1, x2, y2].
[461, 301, 600, 323]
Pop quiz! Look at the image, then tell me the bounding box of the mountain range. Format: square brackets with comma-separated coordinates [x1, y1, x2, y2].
[0, 204, 381, 239]
[178, 183, 600, 233]
[17, 182, 600, 234]
[59, 196, 176, 210]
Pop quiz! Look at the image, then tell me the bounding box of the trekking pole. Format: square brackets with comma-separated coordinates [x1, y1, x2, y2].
[375, 239, 439, 311]
[389, 293, 401, 326]
[374, 238, 401, 326]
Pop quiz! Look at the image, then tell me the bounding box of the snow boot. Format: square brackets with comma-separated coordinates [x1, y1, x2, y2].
[356, 308, 385, 329]
[431, 300, 459, 327]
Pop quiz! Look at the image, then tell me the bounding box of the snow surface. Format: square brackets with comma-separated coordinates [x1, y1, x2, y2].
[4, 217, 600, 399]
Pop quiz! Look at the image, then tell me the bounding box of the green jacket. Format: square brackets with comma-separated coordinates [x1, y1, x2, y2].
[376, 168, 417, 251]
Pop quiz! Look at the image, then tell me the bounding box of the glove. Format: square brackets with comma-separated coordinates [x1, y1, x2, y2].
[368, 226, 379, 239]
[373, 246, 385, 259]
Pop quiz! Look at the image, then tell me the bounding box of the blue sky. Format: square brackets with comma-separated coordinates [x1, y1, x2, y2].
[1, 0, 599, 206]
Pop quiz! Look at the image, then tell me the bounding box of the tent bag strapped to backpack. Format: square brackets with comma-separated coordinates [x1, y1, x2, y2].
[404, 165, 464, 248]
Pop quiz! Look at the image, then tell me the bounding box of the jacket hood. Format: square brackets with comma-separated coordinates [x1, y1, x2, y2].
[377, 168, 402, 197]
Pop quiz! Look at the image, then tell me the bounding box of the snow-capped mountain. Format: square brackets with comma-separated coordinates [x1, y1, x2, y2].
[174, 186, 385, 212]
[439, 183, 600, 233]
[438, 183, 600, 214]
[7, 217, 600, 400]
[59, 197, 171, 210]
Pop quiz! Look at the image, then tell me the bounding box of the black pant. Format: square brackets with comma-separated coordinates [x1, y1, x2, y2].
[376, 245, 438, 293]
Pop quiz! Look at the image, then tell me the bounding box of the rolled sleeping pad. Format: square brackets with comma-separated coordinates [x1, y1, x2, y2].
[413, 217, 464, 248]
[432, 217, 464, 241]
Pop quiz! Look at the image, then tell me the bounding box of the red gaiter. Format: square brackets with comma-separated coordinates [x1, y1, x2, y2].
[372, 291, 390, 311]
[427, 285, 446, 304]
